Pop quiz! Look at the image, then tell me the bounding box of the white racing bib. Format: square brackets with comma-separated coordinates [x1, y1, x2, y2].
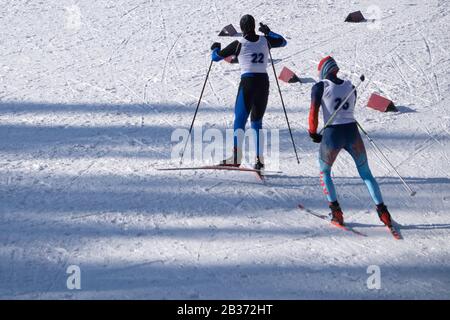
[321, 79, 356, 126]
[237, 36, 269, 75]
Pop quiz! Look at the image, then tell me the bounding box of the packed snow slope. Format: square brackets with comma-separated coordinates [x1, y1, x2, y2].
[0, 0, 449, 299]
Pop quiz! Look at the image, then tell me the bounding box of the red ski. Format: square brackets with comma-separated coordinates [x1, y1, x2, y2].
[298, 204, 367, 237]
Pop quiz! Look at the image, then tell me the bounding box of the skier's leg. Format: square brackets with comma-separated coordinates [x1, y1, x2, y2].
[319, 125, 344, 202]
[250, 76, 269, 161]
[356, 162, 384, 205]
[345, 124, 393, 226]
[250, 119, 263, 156]
[233, 83, 250, 150]
[357, 162, 393, 226]
[320, 126, 345, 225]
[222, 80, 251, 165]
[319, 158, 338, 203]
[319, 159, 346, 225]
[344, 125, 384, 205]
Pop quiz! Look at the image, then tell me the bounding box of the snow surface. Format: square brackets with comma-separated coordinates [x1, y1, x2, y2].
[0, 0, 449, 299]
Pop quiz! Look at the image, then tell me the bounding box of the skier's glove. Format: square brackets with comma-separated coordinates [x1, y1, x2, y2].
[211, 42, 221, 51]
[259, 23, 271, 36]
[309, 132, 322, 143]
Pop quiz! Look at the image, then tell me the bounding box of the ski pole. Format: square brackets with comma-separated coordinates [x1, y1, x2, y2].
[356, 121, 416, 197]
[267, 43, 300, 164]
[179, 60, 213, 165]
[319, 75, 365, 135]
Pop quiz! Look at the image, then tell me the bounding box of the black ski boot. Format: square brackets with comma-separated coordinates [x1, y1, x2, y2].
[376, 203, 392, 227]
[254, 156, 264, 171]
[329, 201, 344, 226]
[219, 147, 242, 167]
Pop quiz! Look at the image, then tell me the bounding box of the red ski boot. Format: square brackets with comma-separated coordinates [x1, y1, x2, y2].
[376, 203, 392, 227]
[329, 201, 344, 226]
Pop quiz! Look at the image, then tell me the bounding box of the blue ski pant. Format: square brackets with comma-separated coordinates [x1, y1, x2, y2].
[319, 122, 384, 205]
[233, 73, 269, 156]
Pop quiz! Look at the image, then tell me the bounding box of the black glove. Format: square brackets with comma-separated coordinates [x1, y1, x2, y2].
[309, 132, 322, 144]
[211, 42, 221, 51]
[259, 23, 271, 35]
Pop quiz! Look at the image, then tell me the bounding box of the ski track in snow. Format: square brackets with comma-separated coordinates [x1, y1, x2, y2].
[0, 0, 449, 299]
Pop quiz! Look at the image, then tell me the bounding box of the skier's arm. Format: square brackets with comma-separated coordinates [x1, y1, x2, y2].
[259, 23, 287, 48]
[308, 82, 324, 134]
[211, 40, 240, 62]
[266, 31, 287, 48]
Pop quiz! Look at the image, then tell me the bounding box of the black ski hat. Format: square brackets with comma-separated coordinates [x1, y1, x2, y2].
[240, 14, 255, 35]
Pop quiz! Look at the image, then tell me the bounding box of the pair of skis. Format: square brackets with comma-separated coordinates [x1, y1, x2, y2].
[158, 166, 402, 239]
[157, 165, 282, 181]
[298, 204, 402, 240]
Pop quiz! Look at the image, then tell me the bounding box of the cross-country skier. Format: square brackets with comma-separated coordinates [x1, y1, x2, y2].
[210, 14, 287, 170]
[308, 56, 393, 227]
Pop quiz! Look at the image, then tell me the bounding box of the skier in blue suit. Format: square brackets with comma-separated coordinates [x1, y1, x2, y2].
[210, 14, 287, 170]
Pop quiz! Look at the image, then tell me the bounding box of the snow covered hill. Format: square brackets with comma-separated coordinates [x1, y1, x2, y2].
[0, 0, 449, 299]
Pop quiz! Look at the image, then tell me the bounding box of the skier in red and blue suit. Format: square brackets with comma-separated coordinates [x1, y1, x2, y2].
[308, 56, 393, 227]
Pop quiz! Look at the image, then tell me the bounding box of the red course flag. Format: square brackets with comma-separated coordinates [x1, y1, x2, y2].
[367, 93, 398, 112]
[218, 24, 238, 36]
[278, 67, 300, 83]
[345, 11, 366, 23]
